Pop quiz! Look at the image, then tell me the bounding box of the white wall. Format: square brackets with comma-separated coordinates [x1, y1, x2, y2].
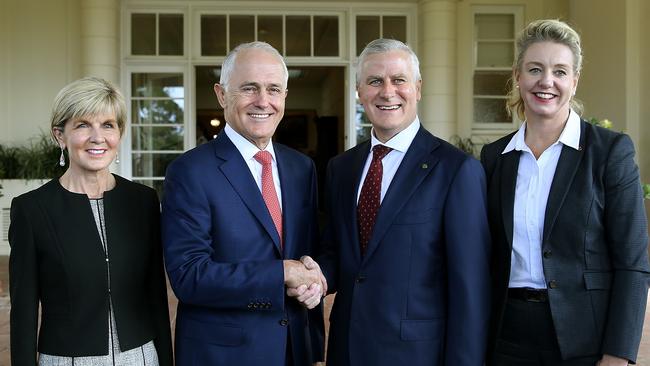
[569, 0, 627, 129]
[640, 0, 650, 216]
[0, 0, 82, 145]
[0, 0, 8, 143]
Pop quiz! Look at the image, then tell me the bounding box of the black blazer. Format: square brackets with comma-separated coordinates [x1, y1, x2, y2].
[481, 119, 650, 363]
[9, 175, 173, 366]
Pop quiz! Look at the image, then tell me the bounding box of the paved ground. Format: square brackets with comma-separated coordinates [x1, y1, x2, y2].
[0, 256, 649, 365]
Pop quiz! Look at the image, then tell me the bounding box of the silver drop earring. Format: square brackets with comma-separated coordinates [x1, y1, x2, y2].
[115, 152, 120, 164]
[58, 147, 65, 167]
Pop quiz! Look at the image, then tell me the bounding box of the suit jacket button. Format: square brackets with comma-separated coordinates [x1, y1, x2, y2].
[356, 275, 366, 283]
[543, 250, 552, 258]
[279, 319, 289, 326]
[548, 280, 558, 289]
[247, 303, 253, 309]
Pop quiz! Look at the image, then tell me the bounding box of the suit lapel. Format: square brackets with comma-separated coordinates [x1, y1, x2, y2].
[362, 128, 440, 262]
[213, 134, 282, 254]
[276, 146, 296, 258]
[500, 150, 520, 250]
[344, 142, 372, 264]
[543, 123, 586, 242]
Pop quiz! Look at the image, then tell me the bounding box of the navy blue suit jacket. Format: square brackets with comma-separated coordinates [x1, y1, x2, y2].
[319, 126, 491, 366]
[161, 132, 323, 366]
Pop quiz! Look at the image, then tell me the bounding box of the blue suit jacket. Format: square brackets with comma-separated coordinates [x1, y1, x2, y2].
[319, 126, 491, 366]
[161, 132, 323, 366]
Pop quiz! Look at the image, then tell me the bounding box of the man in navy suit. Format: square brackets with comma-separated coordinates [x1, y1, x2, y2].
[161, 42, 325, 366]
[311, 39, 491, 365]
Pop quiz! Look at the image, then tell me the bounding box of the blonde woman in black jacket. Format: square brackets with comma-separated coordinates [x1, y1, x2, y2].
[9, 77, 173, 366]
[481, 20, 649, 366]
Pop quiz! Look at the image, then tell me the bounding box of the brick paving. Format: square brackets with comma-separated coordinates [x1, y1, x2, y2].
[0, 256, 649, 366]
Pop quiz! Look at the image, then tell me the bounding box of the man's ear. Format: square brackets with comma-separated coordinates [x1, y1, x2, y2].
[214, 83, 227, 108]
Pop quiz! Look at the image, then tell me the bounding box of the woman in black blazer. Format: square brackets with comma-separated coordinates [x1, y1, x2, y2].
[481, 20, 649, 365]
[9, 77, 173, 365]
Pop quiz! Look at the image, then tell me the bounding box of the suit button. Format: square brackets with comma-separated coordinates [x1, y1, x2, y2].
[279, 319, 289, 326]
[247, 302, 253, 309]
[543, 250, 552, 258]
[548, 280, 558, 289]
[356, 275, 366, 283]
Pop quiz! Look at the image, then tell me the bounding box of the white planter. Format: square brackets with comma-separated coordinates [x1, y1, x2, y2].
[0, 179, 48, 255]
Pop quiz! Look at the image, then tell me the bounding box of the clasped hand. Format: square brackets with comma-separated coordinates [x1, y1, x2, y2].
[283, 256, 327, 309]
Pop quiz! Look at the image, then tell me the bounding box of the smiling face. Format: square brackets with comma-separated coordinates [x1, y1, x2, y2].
[214, 48, 288, 149]
[53, 113, 121, 174]
[516, 41, 579, 124]
[357, 50, 422, 142]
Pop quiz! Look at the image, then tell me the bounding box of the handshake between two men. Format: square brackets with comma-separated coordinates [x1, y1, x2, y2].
[283, 256, 327, 309]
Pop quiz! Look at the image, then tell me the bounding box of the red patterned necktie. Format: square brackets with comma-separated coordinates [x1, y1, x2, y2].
[254, 151, 283, 248]
[357, 144, 392, 255]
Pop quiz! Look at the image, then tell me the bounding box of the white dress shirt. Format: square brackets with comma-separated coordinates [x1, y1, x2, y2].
[502, 109, 581, 289]
[356, 117, 420, 203]
[225, 124, 283, 210]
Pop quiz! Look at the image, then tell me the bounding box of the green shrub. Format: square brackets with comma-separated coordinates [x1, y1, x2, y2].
[0, 132, 65, 179]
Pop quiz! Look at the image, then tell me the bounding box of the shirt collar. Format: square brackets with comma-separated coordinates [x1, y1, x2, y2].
[502, 109, 581, 154]
[370, 116, 420, 153]
[225, 123, 277, 162]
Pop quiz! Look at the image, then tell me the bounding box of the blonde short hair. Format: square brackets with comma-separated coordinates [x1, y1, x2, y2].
[50, 77, 126, 140]
[506, 19, 583, 120]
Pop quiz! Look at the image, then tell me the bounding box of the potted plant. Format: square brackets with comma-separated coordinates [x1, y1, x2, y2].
[0, 132, 65, 253]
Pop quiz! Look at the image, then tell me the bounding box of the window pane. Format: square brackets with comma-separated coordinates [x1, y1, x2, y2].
[382, 16, 406, 42]
[473, 71, 510, 95]
[313, 16, 338, 57]
[131, 126, 184, 150]
[132, 73, 184, 98]
[131, 13, 156, 55]
[132, 100, 185, 125]
[286, 16, 311, 56]
[201, 15, 227, 56]
[132, 153, 180, 177]
[258, 16, 283, 52]
[159, 14, 183, 55]
[474, 98, 509, 123]
[356, 16, 380, 56]
[475, 14, 514, 39]
[230, 15, 255, 50]
[476, 42, 513, 67]
[355, 101, 372, 143]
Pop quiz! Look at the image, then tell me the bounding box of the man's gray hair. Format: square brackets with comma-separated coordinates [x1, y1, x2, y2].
[356, 38, 421, 85]
[219, 41, 289, 90]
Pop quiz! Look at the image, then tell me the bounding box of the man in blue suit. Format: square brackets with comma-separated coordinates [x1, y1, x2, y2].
[161, 42, 325, 366]
[313, 39, 491, 365]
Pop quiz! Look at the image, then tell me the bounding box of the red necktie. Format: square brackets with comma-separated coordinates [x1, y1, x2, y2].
[357, 145, 392, 255]
[254, 151, 283, 247]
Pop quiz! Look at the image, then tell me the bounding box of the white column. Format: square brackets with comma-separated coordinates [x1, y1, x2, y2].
[80, 0, 119, 84]
[417, 0, 457, 140]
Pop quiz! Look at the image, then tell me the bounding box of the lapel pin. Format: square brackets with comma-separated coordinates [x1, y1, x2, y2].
[421, 163, 428, 169]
